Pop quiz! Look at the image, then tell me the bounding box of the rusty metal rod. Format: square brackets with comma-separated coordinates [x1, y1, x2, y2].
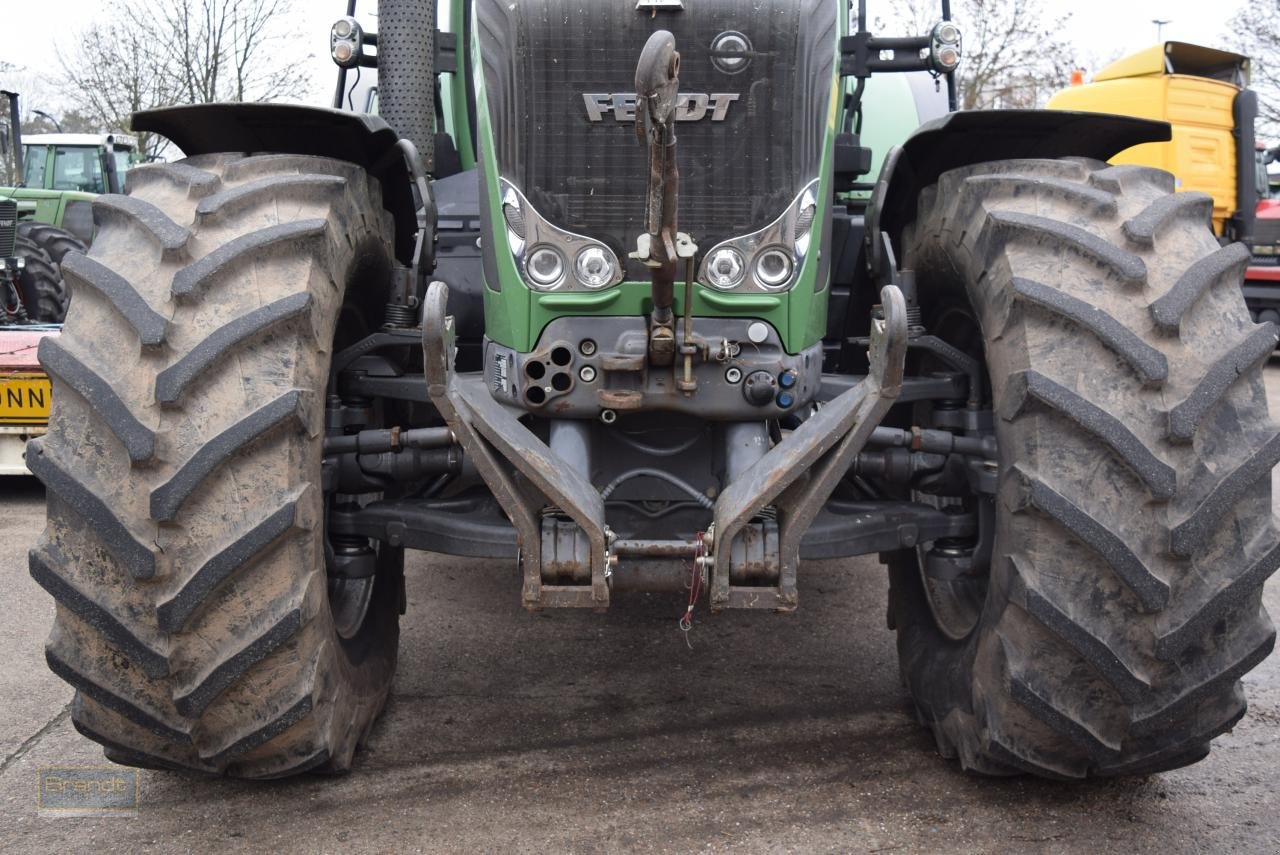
[612, 539, 700, 558]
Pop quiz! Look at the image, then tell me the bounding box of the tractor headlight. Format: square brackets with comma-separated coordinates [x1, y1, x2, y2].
[754, 248, 794, 289]
[706, 247, 746, 290]
[331, 17, 363, 69]
[526, 246, 566, 290]
[934, 21, 961, 45]
[500, 178, 622, 292]
[699, 178, 818, 294]
[575, 246, 616, 289]
[930, 21, 962, 73]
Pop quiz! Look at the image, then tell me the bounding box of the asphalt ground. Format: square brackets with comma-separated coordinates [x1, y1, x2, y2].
[0, 374, 1278, 854]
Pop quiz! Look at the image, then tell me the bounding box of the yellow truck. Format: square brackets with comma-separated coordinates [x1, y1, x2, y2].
[1048, 41, 1257, 242]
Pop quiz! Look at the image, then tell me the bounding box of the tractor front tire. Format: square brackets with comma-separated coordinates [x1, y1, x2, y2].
[893, 157, 1278, 778]
[31, 153, 401, 778]
[17, 221, 89, 265]
[14, 234, 67, 323]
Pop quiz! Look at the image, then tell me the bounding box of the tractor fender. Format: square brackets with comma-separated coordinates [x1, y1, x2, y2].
[867, 109, 1171, 274]
[133, 103, 418, 264]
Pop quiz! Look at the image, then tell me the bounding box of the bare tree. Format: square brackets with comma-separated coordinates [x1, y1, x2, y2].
[132, 0, 314, 105]
[59, 0, 315, 157]
[1226, 0, 1280, 143]
[59, 21, 174, 157]
[884, 0, 1077, 110]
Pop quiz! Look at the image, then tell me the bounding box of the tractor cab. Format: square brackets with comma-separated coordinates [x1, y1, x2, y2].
[21, 133, 138, 195]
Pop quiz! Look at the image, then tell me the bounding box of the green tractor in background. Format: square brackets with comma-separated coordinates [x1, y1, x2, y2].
[0, 90, 136, 324]
[26, 0, 1279, 783]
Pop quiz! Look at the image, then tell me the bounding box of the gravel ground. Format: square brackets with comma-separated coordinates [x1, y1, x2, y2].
[0, 372, 1277, 854]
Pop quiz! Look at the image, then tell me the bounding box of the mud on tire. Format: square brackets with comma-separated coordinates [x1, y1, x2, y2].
[891, 157, 1279, 778]
[30, 153, 401, 778]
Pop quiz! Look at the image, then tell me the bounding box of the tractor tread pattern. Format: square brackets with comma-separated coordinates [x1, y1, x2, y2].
[1170, 431, 1280, 557]
[1148, 242, 1251, 331]
[26, 449, 157, 580]
[1018, 470, 1169, 610]
[153, 292, 313, 405]
[29, 547, 168, 678]
[61, 252, 168, 346]
[156, 500, 300, 633]
[963, 174, 1118, 215]
[174, 609, 303, 717]
[1003, 370, 1175, 499]
[196, 175, 347, 220]
[206, 695, 314, 764]
[171, 220, 328, 299]
[125, 162, 222, 198]
[45, 650, 188, 741]
[1020, 581, 1150, 703]
[1122, 191, 1214, 247]
[92, 195, 191, 257]
[36, 338, 155, 463]
[984, 210, 1147, 285]
[1009, 676, 1121, 758]
[1010, 277, 1167, 386]
[1156, 540, 1280, 660]
[1167, 323, 1279, 443]
[150, 390, 306, 522]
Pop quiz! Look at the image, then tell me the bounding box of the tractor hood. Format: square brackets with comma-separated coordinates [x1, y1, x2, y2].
[474, 0, 838, 275]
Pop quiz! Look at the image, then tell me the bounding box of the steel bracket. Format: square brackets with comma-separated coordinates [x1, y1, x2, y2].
[423, 283, 609, 609]
[708, 285, 908, 611]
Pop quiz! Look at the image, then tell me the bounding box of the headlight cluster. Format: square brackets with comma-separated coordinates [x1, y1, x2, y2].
[929, 20, 962, 74]
[330, 17, 364, 68]
[699, 180, 819, 292]
[500, 180, 623, 292]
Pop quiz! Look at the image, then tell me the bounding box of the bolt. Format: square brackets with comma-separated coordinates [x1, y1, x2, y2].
[725, 366, 742, 383]
[579, 365, 597, 383]
[579, 339, 598, 356]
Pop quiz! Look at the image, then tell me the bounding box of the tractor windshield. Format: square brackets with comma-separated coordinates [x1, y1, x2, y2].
[48, 145, 132, 193]
[52, 146, 105, 193]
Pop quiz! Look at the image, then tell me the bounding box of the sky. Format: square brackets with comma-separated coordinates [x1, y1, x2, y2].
[0, 0, 1256, 115]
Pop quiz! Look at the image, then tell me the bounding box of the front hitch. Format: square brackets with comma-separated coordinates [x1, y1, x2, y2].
[422, 282, 909, 611]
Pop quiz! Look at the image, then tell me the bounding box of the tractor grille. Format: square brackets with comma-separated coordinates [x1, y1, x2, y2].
[0, 200, 16, 258]
[476, 0, 836, 275]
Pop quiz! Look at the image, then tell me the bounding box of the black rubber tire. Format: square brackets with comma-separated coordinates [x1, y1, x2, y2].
[29, 153, 402, 778]
[891, 157, 1279, 779]
[14, 235, 67, 323]
[17, 220, 89, 265]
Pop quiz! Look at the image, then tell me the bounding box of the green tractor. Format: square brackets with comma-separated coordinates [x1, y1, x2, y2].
[0, 90, 137, 323]
[28, 0, 1277, 780]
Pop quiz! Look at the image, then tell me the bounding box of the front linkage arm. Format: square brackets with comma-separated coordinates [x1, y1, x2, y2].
[708, 285, 908, 610]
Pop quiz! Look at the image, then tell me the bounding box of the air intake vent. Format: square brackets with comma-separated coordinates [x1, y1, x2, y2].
[0, 200, 16, 258]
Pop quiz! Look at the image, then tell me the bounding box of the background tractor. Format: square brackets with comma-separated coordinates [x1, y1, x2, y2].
[0, 90, 138, 324]
[26, 0, 1278, 782]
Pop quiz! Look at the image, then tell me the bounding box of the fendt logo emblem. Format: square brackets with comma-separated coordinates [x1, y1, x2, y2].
[583, 93, 740, 123]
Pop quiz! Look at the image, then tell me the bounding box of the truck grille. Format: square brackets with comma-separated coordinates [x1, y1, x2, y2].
[0, 200, 16, 258]
[1253, 217, 1280, 263]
